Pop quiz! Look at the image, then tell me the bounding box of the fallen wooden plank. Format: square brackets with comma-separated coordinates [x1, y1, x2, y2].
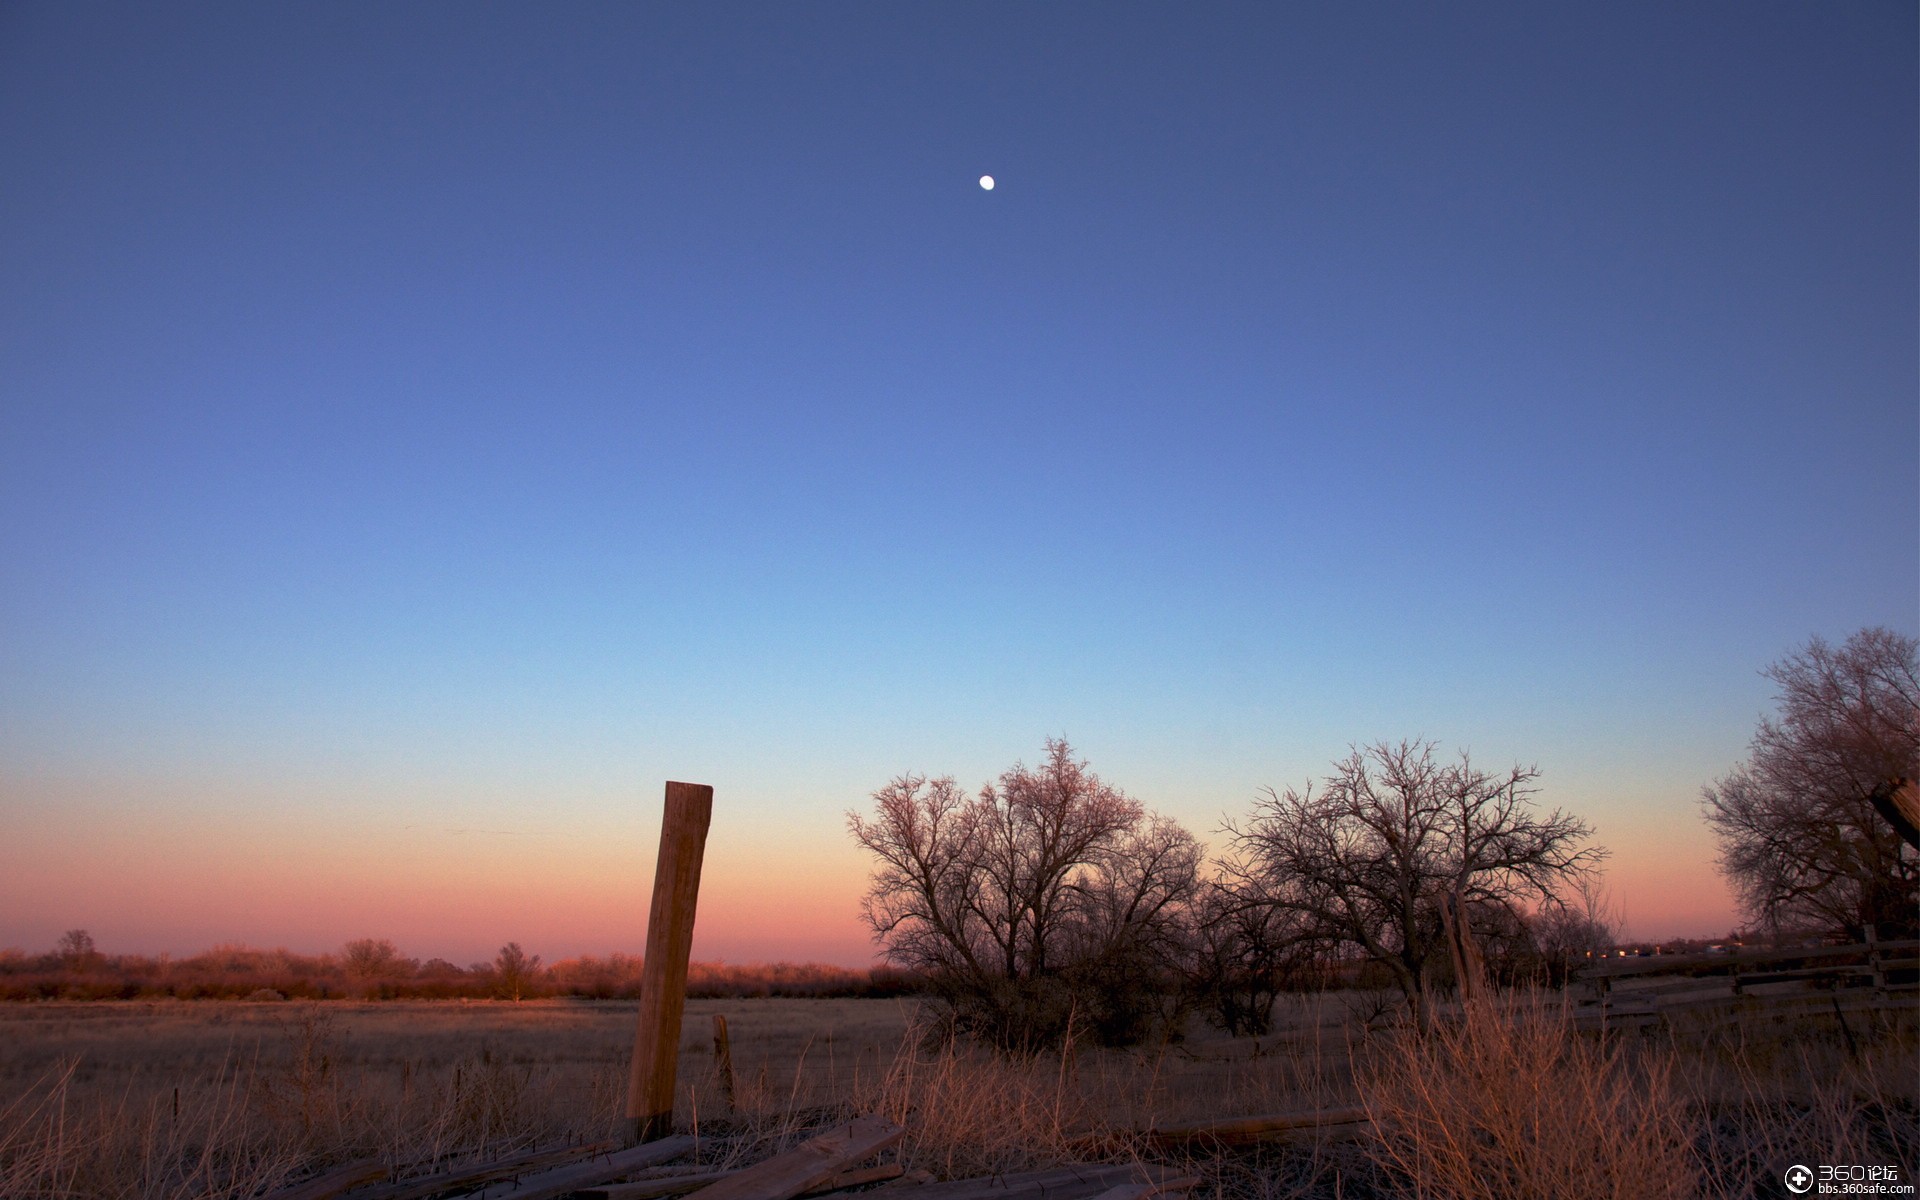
[1086, 1185, 1163, 1200]
[806, 1163, 906, 1193]
[348, 1141, 619, 1200]
[263, 1160, 388, 1200]
[580, 1168, 735, 1200]
[586, 1162, 906, 1200]
[466, 1135, 695, 1200]
[870, 1171, 935, 1192]
[871, 1163, 1197, 1200]
[682, 1115, 903, 1200]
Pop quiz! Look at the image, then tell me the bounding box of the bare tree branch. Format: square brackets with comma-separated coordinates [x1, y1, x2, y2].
[848, 739, 1200, 1048]
[1701, 628, 1920, 938]
[1225, 739, 1605, 1024]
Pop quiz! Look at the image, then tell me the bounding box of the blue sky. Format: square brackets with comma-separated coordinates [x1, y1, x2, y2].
[2, 3, 1914, 964]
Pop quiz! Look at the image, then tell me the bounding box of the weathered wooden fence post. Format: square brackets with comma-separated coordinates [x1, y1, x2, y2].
[627, 781, 714, 1143]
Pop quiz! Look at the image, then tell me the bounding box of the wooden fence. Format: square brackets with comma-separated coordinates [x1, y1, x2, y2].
[1569, 933, 1919, 1035]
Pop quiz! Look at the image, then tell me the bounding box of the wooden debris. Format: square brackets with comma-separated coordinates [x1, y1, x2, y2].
[872, 1163, 1198, 1200]
[278, 1104, 1234, 1200]
[347, 1141, 619, 1200]
[465, 1134, 695, 1200]
[871, 1170, 936, 1191]
[797, 1163, 906, 1194]
[581, 1171, 736, 1200]
[682, 1115, 904, 1200]
[586, 1161, 906, 1200]
[263, 1159, 387, 1200]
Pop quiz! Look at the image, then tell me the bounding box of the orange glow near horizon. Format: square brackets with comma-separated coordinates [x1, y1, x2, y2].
[0, 768, 885, 966]
[3, 765, 1744, 968]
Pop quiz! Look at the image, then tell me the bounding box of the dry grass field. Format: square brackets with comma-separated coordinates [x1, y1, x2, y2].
[1, 993, 1914, 1199]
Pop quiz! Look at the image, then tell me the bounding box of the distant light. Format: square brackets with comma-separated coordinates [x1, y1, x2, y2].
[979, 175, 995, 191]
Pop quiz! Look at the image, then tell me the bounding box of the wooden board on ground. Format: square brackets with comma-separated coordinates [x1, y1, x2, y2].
[264, 1159, 388, 1200]
[872, 1170, 936, 1192]
[872, 1163, 1199, 1200]
[682, 1115, 904, 1200]
[466, 1135, 695, 1200]
[346, 1141, 619, 1200]
[587, 1162, 905, 1200]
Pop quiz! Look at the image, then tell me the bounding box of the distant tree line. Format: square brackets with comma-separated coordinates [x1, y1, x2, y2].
[0, 934, 917, 1002]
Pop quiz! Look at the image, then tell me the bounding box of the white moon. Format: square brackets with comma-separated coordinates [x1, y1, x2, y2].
[979, 175, 995, 190]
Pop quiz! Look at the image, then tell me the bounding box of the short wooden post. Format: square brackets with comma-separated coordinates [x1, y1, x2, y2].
[712, 1014, 737, 1114]
[1864, 926, 1886, 999]
[626, 781, 714, 1143]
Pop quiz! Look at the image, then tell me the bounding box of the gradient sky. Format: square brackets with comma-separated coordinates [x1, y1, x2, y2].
[2, 3, 1914, 968]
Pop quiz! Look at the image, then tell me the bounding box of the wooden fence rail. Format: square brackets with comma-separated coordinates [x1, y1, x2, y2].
[1570, 936, 1918, 1034]
[1578, 938, 1919, 979]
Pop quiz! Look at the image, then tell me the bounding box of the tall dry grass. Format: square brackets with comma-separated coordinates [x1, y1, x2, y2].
[1683, 1012, 1919, 1198]
[1, 995, 1913, 1198]
[1354, 993, 1918, 1200]
[1358, 995, 1696, 1200]
[0, 1004, 628, 1200]
[1, 1056, 308, 1200]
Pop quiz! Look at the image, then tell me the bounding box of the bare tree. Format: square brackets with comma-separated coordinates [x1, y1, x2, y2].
[848, 738, 1201, 1048]
[1188, 879, 1326, 1036]
[341, 938, 407, 998]
[1225, 740, 1604, 1025]
[57, 929, 98, 972]
[1061, 813, 1205, 1044]
[1702, 628, 1919, 938]
[1523, 874, 1621, 986]
[494, 942, 543, 1002]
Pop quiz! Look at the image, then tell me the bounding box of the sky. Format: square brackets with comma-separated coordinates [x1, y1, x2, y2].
[1, 3, 1914, 968]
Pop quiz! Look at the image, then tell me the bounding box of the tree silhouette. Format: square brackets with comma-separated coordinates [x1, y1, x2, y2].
[1226, 740, 1604, 1025]
[1702, 628, 1919, 937]
[341, 938, 406, 998]
[58, 929, 98, 971]
[494, 942, 542, 1002]
[849, 738, 1201, 1048]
